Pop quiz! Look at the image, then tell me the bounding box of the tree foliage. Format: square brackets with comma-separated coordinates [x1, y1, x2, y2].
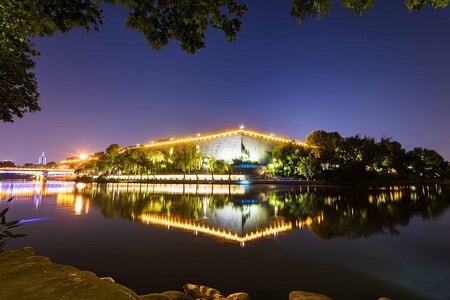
[271, 129, 449, 181]
[79, 143, 220, 176]
[174, 145, 203, 174]
[0, 197, 25, 252]
[290, 0, 448, 23]
[1, 0, 449, 121]
[105, 0, 247, 54]
[0, 1, 40, 122]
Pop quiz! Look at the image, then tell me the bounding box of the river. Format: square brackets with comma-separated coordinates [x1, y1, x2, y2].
[1, 181, 449, 299]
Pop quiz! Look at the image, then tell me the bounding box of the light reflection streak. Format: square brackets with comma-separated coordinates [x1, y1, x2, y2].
[75, 195, 83, 215]
[95, 183, 245, 195]
[0, 181, 75, 199]
[19, 217, 50, 224]
[140, 214, 293, 244]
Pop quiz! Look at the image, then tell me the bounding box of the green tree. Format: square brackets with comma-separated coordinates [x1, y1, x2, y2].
[174, 145, 203, 174]
[144, 149, 166, 174]
[268, 144, 315, 177]
[373, 137, 408, 177]
[296, 156, 322, 179]
[97, 143, 121, 174]
[305, 130, 342, 169]
[407, 147, 448, 179]
[2, 0, 448, 122]
[119, 147, 146, 174]
[269, 143, 297, 176]
[335, 135, 377, 179]
[214, 159, 230, 174]
[208, 156, 216, 178]
[0, 1, 40, 122]
[290, 0, 448, 22]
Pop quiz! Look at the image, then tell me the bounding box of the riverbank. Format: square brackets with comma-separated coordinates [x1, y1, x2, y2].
[75, 174, 325, 185]
[73, 174, 450, 187]
[0, 247, 338, 300]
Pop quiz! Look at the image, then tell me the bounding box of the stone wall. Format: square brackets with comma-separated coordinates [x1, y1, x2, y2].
[241, 135, 280, 164]
[159, 134, 283, 164]
[198, 134, 242, 162]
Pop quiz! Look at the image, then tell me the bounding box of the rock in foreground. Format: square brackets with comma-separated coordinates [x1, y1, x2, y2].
[0, 247, 139, 299]
[289, 291, 333, 300]
[1, 248, 348, 300]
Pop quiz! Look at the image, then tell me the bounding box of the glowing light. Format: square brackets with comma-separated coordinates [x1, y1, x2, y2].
[0, 181, 75, 198]
[19, 217, 50, 224]
[140, 214, 293, 244]
[79, 153, 88, 160]
[75, 195, 83, 215]
[139, 128, 307, 149]
[239, 124, 245, 130]
[298, 213, 324, 228]
[75, 182, 86, 190]
[96, 182, 246, 195]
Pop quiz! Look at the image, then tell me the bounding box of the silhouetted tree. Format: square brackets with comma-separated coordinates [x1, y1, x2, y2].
[407, 147, 448, 179]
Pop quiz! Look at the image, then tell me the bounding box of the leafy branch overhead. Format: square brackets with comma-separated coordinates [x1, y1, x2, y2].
[290, 0, 449, 21]
[105, 0, 248, 54]
[0, 0, 449, 122]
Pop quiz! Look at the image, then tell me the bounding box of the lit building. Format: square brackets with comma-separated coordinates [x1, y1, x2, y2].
[38, 152, 47, 165]
[60, 126, 307, 167]
[139, 126, 306, 164]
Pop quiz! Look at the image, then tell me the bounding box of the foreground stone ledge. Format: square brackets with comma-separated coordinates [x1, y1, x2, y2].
[0, 247, 139, 299]
[3, 247, 388, 300]
[289, 291, 333, 300]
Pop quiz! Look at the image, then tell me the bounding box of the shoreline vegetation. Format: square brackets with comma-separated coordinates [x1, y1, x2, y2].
[2, 129, 449, 185]
[61, 129, 449, 185]
[74, 174, 450, 188]
[1, 172, 450, 188]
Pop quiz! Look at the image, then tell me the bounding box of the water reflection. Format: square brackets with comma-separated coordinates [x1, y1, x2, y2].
[1, 181, 449, 244]
[0, 181, 88, 215]
[84, 183, 450, 244]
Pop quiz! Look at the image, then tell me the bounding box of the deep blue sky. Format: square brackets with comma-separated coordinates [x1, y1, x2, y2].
[1, 0, 450, 164]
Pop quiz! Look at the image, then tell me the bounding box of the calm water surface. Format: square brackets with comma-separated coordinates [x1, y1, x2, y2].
[1, 181, 449, 300]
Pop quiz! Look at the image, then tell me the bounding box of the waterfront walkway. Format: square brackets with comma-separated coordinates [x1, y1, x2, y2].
[84, 174, 323, 185]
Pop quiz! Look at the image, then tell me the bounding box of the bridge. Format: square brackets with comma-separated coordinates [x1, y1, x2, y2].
[0, 168, 76, 180]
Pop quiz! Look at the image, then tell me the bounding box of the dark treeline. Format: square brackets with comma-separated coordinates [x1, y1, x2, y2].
[269, 130, 449, 182]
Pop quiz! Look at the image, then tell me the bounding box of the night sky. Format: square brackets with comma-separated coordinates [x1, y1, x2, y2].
[1, 0, 450, 165]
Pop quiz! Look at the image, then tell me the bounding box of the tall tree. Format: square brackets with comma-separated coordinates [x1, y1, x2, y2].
[373, 137, 408, 176]
[174, 145, 202, 174]
[407, 147, 448, 179]
[305, 130, 342, 169]
[97, 143, 121, 174]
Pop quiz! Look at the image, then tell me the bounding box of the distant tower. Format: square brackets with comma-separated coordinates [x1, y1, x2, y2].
[38, 152, 47, 165]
